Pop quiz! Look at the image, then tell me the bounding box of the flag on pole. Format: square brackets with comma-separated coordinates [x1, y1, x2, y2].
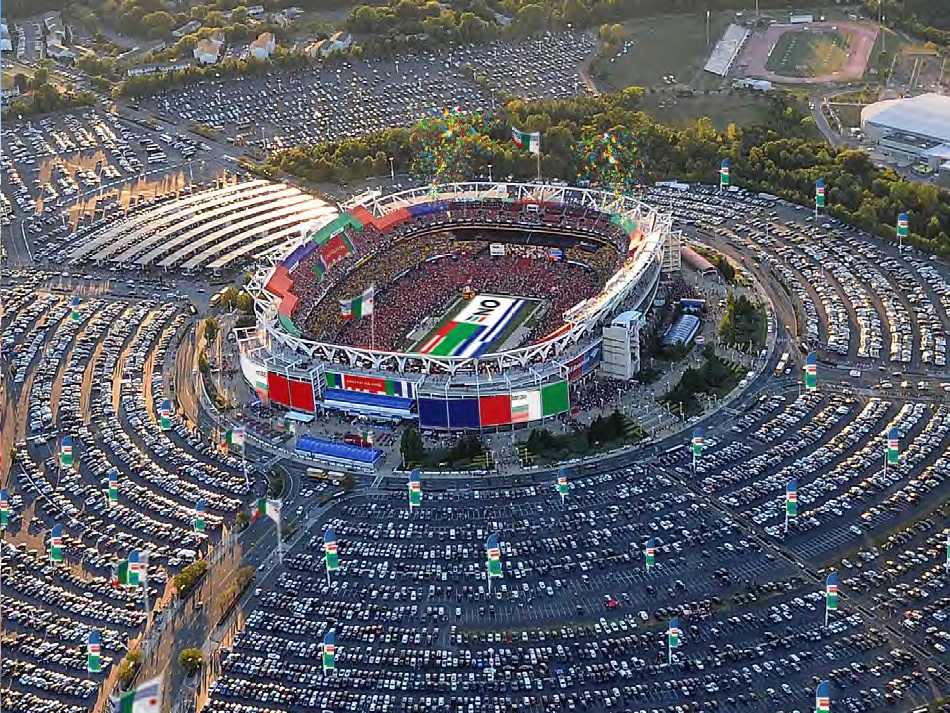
[815, 680, 831, 713]
[1, 488, 9, 530]
[251, 497, 266, 521]
[805, 351, 818, 391]
[108, 468, 119, 506]
[276, 416, 292, 432]
[324, 527, 340, 571]
[265, 499, 281, 526]
[897, 212, 909, 239]
[87, 630, 102, 673]
[339, 286, 375, 320]
[825, 572, 839, 612]
[815, 178, 826, 209]
[322, 630, 336, 672]
[886, 427, 900, 465]
[194, 499, 206, 532]
[111, 558, 129, 587]
[60, 435, 74, 468]
[691, 427, 703, 457]
[645, 538, 655, 569]
[486, 534, 502, 577]
[786, 479, 798, 517]
[668, 618, 681, 649]
[221, 428, 245, 451]
[556, 469, 569, 499]
[128, 549, 141, 587]
[360, 429, 374, 447]
[719, 158, 730, 187]
[408, 469, 422, 508]
[110, 675, 162, 713]
[159, 399, 172, 431]
[511, 127, 541, 154]
[71, 296, 81, 322]
[50, 524, 64, 563]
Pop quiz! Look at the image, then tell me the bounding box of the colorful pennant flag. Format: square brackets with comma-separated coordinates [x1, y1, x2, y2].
[50, 524, 64, 563]
[108, 468, 119, 506]
[556, 469, 569, 500]
[719, 158, 730, 187]
[645, 538, 655, 569]
[668, 618, 681, 649]
[826, 572, 839, 612]
[486, 534, 502, 578]
[786, 479, 798, 517]
[897, 212, 908, 239]
[805, 351, 818, 391]
[322, 630, 336, 672]
[691, 427, 703, 458]
[1, 488, 9, 530]
[251, 498, 266, 521]
[60, 435, 74, 468]
[128, 549, 141, 587]
[71, 296, 81, 322]
[87, 630, 102, 673]
[886, 427, 900, 465]
[222, 428, 245, 451]
[815, 680, 831, 713]
[159, 399, 172, 431]
[408, 469, 422, 509]
[325, 527, 340, 571]
[194, 499, 206, 533]
[815, 178, 826, 209]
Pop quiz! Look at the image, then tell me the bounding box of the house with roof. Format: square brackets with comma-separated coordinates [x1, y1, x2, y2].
[249, 32, 275, 60]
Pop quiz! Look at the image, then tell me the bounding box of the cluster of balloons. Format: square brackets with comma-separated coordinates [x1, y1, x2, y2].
[575, 130, 647, 198]
[407, 106, 494, 184]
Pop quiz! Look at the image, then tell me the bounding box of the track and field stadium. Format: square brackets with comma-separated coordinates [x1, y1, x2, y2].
[240, 182, 676, 431]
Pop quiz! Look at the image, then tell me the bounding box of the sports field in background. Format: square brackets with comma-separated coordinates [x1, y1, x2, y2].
[413, 294, 540, 358]
[765, 29, 852, 77]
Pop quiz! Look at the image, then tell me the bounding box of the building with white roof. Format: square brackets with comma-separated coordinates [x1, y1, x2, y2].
[249, 32, 275, 60]
[861, 93, 950, 169]
[193, 35, 224, 64]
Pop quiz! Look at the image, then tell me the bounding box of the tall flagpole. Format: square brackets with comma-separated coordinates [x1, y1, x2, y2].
[277, 505, 283, 565]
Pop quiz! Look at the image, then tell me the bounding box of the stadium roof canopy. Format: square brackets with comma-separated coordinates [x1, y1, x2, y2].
[861, 93, 950, 144]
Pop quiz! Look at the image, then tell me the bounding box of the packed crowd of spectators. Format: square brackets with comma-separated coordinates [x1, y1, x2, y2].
[325, 249, 603, 351]
[286, 200, 631, 351]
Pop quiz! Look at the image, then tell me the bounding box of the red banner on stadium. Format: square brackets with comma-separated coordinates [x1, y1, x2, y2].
[479, 395, 512, 427]
[267, 372, 291, 407]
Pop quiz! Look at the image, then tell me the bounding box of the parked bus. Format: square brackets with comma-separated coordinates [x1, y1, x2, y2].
[774, 351, 790, 376]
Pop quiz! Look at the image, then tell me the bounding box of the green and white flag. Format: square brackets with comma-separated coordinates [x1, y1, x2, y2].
[340, 286, 375, 320]
[511, 127, 540, 154]
[110, 675, 162, 713]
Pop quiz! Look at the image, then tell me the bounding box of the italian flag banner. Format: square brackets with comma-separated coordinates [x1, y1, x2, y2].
[251, 498, 266, 521]
[340, 286, 375, 320]
[511, 127, 540, 154]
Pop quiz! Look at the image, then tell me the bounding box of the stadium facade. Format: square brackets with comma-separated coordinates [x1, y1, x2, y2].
[239, 182, 677, 431]
[860, 93, 950, 170]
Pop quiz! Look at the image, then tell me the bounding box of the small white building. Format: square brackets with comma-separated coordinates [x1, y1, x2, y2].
[249, 32, 275, 60]
[327, 31, 352, 53]
[193, 35, 223, 64]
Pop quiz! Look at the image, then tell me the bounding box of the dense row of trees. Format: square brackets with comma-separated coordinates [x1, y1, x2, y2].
[519, 410, 641, 461]
[268, 89, 950, 254]
[862, 0, 949, 47]
[664, 348, 741, 415]
[4, 62, 96, 119]
[719, 293, 766, 350]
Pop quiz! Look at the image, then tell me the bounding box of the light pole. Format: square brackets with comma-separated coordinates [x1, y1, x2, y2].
[488, 163, 492, 182]
[389, 156, 395, 182]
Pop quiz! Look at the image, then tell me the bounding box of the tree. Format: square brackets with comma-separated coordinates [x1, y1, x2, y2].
[400, 426, 425, 466]
[116, 650, 144, 689]
[31, 67, 50, 89]
[204, 317, 219, 342]
[178, 648, 204, 676]
[235, 511, 250, 531]
[13, 73, 28, 93]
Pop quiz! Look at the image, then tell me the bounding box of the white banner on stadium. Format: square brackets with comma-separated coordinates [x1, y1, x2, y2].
[510, 389, 542, 423]
[489, 243, 506, 257]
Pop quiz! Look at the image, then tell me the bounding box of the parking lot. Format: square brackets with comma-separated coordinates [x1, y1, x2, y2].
[139, 33, 596, 149]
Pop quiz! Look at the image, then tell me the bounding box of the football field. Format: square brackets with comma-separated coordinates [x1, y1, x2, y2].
[413, 294, 538, 358]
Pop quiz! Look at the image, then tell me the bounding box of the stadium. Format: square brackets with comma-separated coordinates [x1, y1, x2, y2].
[239, 181, 677, 431]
